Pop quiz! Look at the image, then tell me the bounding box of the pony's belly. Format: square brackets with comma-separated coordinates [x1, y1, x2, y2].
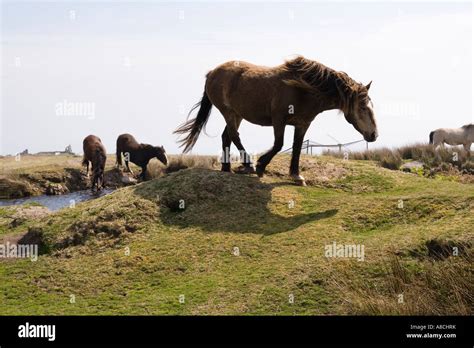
[248, 117, 272, 126]
[236, 110, 272, 126]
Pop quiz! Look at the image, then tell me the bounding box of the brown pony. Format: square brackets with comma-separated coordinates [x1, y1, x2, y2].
[82, 134, 107, 191]
[174, 56, 378, 185]
[116, 133, 168, 179]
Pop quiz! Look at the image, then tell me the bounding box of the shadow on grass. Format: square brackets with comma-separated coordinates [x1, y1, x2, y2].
[133, 168, 338, 235]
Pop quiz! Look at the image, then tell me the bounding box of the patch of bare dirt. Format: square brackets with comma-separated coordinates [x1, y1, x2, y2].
[9, 206, 51, 227]
[397, 239, 472, 261]
[105, 168, 137, 187]
[265, 157, 348, 186]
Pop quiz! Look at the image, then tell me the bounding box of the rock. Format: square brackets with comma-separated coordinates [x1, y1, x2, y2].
[121, 175, 137, 185]
[400, 161, 424, 172]
[46, 183, 67, 195]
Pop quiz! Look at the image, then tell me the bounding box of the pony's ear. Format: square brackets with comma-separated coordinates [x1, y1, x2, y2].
[365, 81, 372, 90]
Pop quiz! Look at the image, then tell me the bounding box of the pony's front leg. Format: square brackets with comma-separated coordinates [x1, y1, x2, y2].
[125, 160, 134, 175]
[464, 143, 472, 157]
[289, 125, 309, 186]
[84, 161, 90, 178]
[140, 167, 147, 180]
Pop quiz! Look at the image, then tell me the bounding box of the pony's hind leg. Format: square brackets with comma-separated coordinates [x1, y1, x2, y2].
[116, 150, 122, 168]
[222, 113, 253, 173]
[221, 126, 232, 172]
[123, 152, 134, 174]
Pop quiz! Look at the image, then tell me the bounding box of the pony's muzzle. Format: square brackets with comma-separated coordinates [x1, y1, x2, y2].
[365, 131, 378, 142]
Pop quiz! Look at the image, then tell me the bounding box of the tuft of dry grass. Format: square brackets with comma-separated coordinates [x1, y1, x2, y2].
[146, 154, 219, 178]
[330, 245, 474, 315]
[325, 143, 473, 174]
[380, 152, 402, 170]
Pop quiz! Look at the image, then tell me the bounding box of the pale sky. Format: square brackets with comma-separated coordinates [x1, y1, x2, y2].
[1, 1, 472, 156]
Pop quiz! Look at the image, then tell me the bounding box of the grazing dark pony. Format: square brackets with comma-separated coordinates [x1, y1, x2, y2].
[174, 56, 378, 186]
[82, 135, 107, 191]
[116, 133, 168, 179]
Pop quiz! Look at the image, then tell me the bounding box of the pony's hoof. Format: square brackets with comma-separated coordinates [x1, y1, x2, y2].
[291, 174, 306, 186]
[256, 165, 265, 178]
[234, 165, 255, 175]
[295, 179, 307, 187]
[221, 163, 231, 172]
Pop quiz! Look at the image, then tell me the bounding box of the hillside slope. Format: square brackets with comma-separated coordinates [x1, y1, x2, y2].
[0, 155, 473, 315]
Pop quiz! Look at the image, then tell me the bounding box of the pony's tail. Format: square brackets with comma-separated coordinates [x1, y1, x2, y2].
[174, 90, 213, 153]
[429, 131, 434, 144]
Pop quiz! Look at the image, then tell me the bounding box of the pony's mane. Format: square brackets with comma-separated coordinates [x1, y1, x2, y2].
[282, 56, 363, 115]
[461, 123, 474, 130]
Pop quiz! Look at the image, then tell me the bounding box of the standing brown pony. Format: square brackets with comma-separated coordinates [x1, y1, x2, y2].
[116, 133, 168, 180]
[174, 56, 378, 185]
[82, 135, 107, 191]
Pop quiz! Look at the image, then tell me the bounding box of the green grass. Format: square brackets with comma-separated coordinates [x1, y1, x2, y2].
[0, 154, 472, 315]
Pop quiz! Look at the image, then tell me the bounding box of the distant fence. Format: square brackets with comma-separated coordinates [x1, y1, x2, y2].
[282, 139, 367, 155]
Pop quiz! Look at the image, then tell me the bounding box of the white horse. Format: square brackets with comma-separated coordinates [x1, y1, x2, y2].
[430, 124, 474, 154]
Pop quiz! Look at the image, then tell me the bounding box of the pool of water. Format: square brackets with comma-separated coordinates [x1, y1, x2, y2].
[0, 188, 114, 211]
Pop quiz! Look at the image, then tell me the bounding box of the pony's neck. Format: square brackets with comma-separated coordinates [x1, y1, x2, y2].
[314, 90, 344, 115]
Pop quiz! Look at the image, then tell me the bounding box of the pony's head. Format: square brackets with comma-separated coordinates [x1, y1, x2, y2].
[281, 57, 378, 142]
[92, 151, 106, 191]
[154, 146, 168, 165]
[338, 80, 378, 142]
[93, 168, 104, 191]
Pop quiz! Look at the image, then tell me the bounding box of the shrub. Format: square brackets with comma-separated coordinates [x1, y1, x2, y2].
[380, 152, 402, 170]
[326, 143, 472, 175]
[146, 155, 218, 178]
